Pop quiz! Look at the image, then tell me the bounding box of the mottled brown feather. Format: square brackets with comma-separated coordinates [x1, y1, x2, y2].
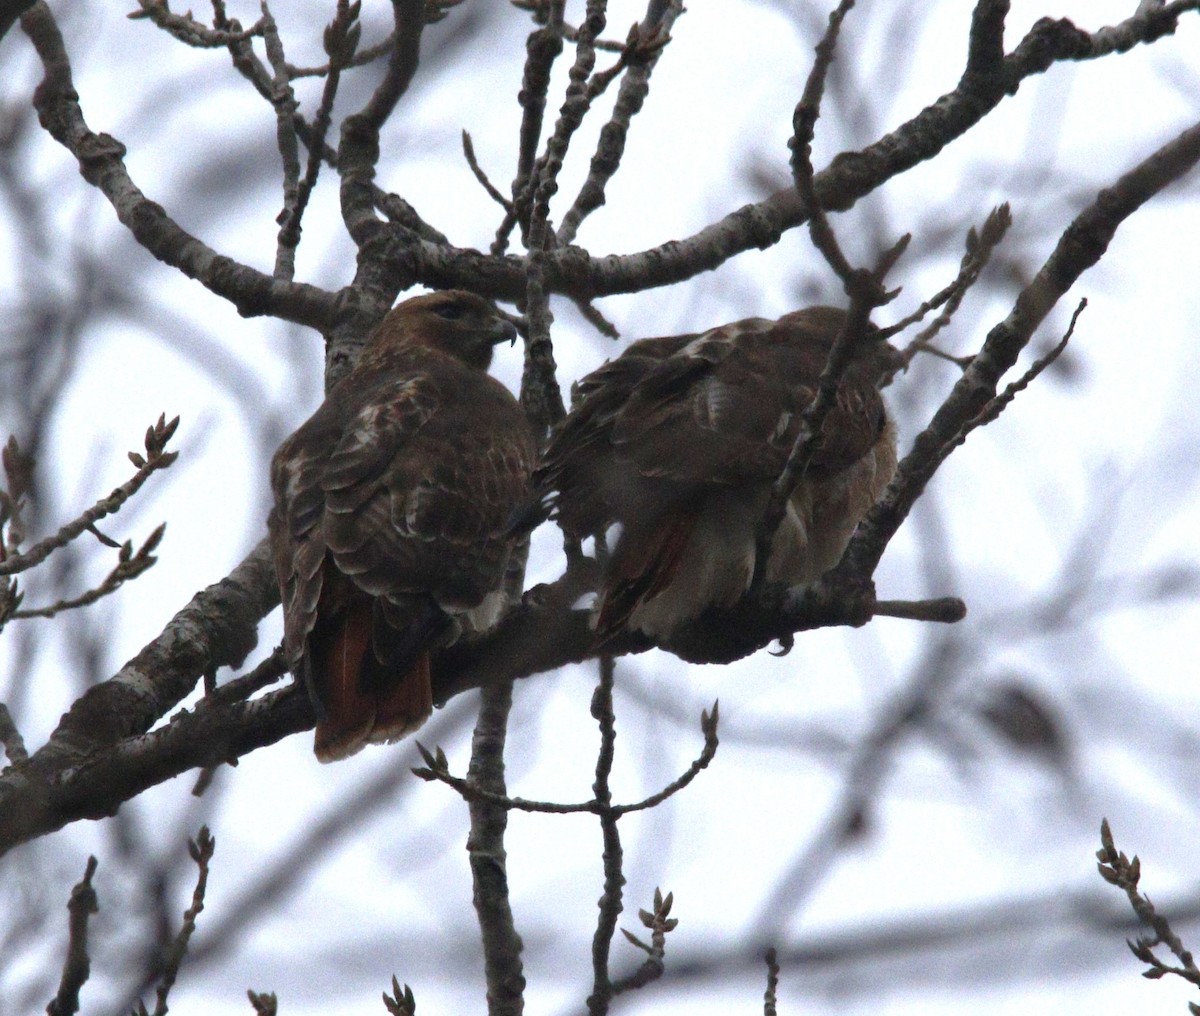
[537, 305, 898, 641]
[269, 291, 535, 761]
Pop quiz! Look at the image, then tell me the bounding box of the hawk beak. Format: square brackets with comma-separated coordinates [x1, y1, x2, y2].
[491, 318, 519, 347]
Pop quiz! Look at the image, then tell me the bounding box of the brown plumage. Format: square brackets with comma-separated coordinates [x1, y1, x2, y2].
[537, 305, 899, 641]
[269, 290, 536, 762]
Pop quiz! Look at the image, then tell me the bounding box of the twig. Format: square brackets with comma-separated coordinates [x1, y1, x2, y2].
[0, 702, 28, 763]
[0, 415, 178, 578]
[585, 653, 623, 1016]
[463, 130, 513, 211]
[13, 523, 166, 619]
[413, 702, 719, 816]
[492, 1, 564, 255]
[950, 297, 1085, 441]
[207, 648, 289, 705]
[1097, 818, 1200, 994]
[610, 887, 677, 997]
[279, 0, 361, 271]
[789, 0, 864, 287]
[882, 203, 1013, 350]
[871, 597, 966, 623]
[556, 2, 681, 247]
[128, 0, 267, 46]
[287, 29, 389, 78]
[762, 947, 780, 1016]
[145, 827, 215, 1016]
[259, 2, 304, 281]
[46, 856, 99, 1016]
[571, 297, 619, 338]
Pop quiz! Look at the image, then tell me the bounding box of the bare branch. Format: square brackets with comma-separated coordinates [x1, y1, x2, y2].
[586, 654, 624, 1016]
[0, 541, 282, 856]
[46, 856, 99, 1016]
[0, 416, 178, 578]
[21, 2, 338, 329]
[466, 682, 526, 1016]
[415, 7, 1195, 301]
[128, 0, 268, 46]
[1098, 819, 1200, 992]
[147, 827, 215, 1016]
[762, 947, 780, 1016]
[842, 116, 1200, 580]
[557, 3, 681, 246]
[13, 522, 167, 619]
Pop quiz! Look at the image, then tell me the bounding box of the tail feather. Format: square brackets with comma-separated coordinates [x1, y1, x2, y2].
[369, 652, 433, 745]
[312, 602, 434, 762]
[595, 507, 700, 637]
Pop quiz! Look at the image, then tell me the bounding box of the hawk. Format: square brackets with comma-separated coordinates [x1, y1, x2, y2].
[269, 290, 536, 762]
[537, 305, 898, 642]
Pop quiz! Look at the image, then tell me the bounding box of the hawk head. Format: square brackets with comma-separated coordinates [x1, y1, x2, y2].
[367, 290, 517, 371]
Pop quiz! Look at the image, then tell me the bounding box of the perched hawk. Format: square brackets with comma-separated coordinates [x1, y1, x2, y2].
[537, 306, 898, 641]
[269, 290, 536, 762]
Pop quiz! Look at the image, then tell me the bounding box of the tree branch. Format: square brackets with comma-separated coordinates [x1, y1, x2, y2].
[20, 2, 338, 329]
[842, 115, 1200, 580]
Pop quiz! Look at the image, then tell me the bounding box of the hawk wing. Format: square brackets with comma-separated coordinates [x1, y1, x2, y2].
[269, 356, 535, 758]
[539, 307, 889, 537]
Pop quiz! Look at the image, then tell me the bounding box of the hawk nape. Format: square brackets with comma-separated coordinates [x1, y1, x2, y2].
[269, 290, 535, 762]
[537, 305, 898, 645]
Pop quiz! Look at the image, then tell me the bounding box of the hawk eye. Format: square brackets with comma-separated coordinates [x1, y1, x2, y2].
[435, 303, 466, 321]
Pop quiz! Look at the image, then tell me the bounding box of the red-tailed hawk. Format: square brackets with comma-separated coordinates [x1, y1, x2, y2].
[537, 305, 898, 641]
[269, 291, 536, 762]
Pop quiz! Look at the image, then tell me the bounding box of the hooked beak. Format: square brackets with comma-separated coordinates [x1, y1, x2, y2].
[490, 311, 522, 347]
[492, 319, 518, 347]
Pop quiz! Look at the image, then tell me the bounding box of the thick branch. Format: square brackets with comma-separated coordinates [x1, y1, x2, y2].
[396, 9, 1195, 301]
[466, 683, 526, 1015]
[0, 542, 281, 855]
[842, 116, 1200, 579]
[0, 684, 305, 857]
[20, 3, 337, 329]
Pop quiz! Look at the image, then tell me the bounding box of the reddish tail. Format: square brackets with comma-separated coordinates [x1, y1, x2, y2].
[313, 603, 433, 763]
[596, 507, 699, 637]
